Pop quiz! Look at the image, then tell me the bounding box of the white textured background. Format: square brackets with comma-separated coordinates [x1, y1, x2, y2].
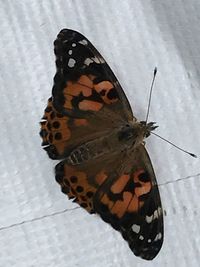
[0, 1, 200, 266]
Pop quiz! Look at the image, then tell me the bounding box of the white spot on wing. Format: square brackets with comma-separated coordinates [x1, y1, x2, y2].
[79, 39, 88, 45]
[93, 56, 105, 63]
[84, 58, 94, 66]
[68, 58, 76, 68]
[72, 43, 76, 47]
[139, 235, 144, 240]
[146, 214, 153, 223]
[68, 50, 72, 55]
[131, 224, 140, 234]
[146, 207, 162, 223]
[84, 56, 105, 66]
[154, 232, 162, 241]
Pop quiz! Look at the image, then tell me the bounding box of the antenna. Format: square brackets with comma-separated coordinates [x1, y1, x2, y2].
[151, 132, 197, 158]
[145, 67, 157, 124]
[144, 68, 196, 158]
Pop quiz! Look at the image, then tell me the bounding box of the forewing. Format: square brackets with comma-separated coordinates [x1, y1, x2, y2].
[40, 97, 117, 159]
[40, 29, 135, 159]
[94, 145, 163, 260]
[53, 29, 134, 121]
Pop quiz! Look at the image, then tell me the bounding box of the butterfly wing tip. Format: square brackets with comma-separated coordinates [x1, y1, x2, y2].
[129, 242, 163, 261]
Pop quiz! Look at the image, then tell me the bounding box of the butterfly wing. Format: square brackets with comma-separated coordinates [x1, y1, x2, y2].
[40, 29, 134, 159]
[40, 96, 120, 159]
[54, 144, 163, 260]
[93, 144, 163, 260]
[53, 29, 133, 120]
[40, 29, 163, 260]
[55, 150, 126, 214]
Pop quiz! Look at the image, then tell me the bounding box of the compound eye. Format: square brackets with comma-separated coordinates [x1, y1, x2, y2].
[145, 131, 150, 138]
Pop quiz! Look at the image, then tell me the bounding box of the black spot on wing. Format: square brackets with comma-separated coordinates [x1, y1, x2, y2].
[138, 172, 150, 182]
[107, 88, 118, 100]
[52, 121, 60, 128]
[70, 176, 78, 183]
[54, 132, 62, 140]
[76, 186, 84, 193]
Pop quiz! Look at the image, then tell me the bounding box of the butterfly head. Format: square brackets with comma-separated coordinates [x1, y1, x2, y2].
[118, 121, 158, 149]
[140, 121, 158, 138]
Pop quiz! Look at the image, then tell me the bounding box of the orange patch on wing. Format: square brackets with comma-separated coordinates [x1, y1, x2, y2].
[101, 194, 114, 210]
[135, 183, 151, 197]
[111, 191, 133, 218]
[63, 95, 73, 109]
[74, 119, 88, 126]
[94, 81, 113, 93]
[40, 99, 71, 156]
[65, 166, 86, 182]
[94, 81, 118, 104]
[61, 165, 96, 213]
[51, 118, 70, 134]
[64, 75, 93, 98]
[54, 141, 67, 155]
[127, 195, 140, 213]
[126, 169, 152, 212]
[78, 75, 93, 89]
[79, 100, 103, 111]
[133, 169, 152, 197]
[47, 118, 71, 145]
[111, 174, 130, 194]
[95, 170, 107, 185]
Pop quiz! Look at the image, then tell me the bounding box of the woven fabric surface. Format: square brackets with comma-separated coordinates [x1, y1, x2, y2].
[0, 1, 200, 266]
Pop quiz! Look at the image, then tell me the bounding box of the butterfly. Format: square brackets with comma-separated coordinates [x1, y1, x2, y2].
[40, 29, 164, 260]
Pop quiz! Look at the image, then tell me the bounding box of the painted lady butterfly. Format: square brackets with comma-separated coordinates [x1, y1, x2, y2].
[40, 29, 163, 260]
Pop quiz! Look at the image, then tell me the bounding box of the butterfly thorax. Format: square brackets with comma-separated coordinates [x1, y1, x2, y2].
[67, 121, 157, 165]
